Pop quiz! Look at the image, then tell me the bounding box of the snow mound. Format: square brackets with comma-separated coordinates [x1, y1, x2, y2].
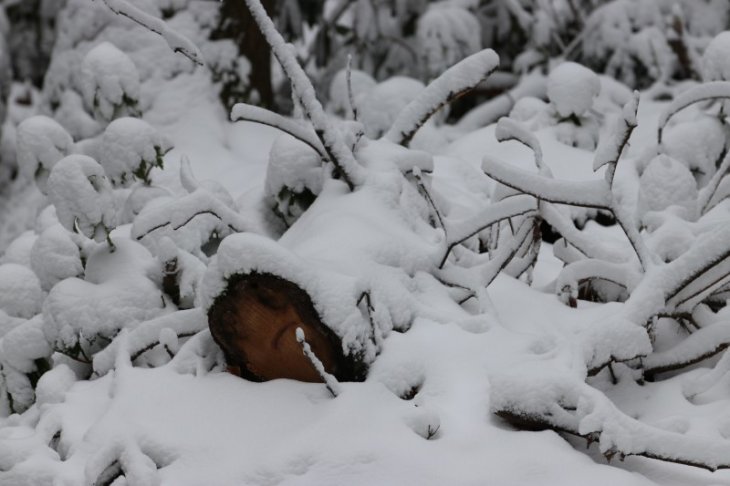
[99, 117, 172, 186]
[0, 264, 42, 319]
[16, 115, 74, 193]
[638, 154, 697, 220]
[47, 154, 118, 242]
[81, 41, 140, 121]
[702, 31, 730, 82]
[548, 62, 601, 118]
[30, 224, 84, 291]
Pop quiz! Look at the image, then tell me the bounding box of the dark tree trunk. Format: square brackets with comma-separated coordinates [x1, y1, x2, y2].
[212, 0, 276, 110]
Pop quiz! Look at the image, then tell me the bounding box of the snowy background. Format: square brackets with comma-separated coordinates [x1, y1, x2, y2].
[2, 0, 730, 485]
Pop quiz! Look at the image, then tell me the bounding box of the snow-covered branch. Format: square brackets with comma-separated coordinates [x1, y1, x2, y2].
[495, 117, 548, 174]
[385, 49, 500, 146]
[482, 156, 613, 208]
[644, 320, 730, 377]
[593, 92, 639, 187]
[657, 81, 730, 143]
[492, 374, 730, 472]
[231, 103, 327, 159]
[440, 194, 538, 268]
[243, 0, 363, 190]
[99, 0, 204, 66]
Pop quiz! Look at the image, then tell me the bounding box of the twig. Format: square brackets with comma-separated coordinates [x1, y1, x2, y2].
[296, 327, 341, 397]
[98, 0, 204, 65]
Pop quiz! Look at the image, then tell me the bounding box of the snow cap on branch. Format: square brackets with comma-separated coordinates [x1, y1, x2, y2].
[16, 115, 74, 194]
[47, 154, 118, 243]
[81, 42, 141, 121]
[99, 117, 172, 186]
[547, 62, 601, 118]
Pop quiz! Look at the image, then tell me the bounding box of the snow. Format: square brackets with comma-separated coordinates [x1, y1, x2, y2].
[46, 154, 118, 243]
[16, 115, 74, 193]
[328, 68, 376, 119]
[358, 76, 425, 139]
[81, 42, 141, 122]
[416, 4, 481, 79]
[385, 49, 500, 146]
[200, 231, 377, 365]
[482, 154, 613, 208]
[34, 364, 77, 406]
[4, 4, 730, 484]
[0, 263, 42, 319]
[99, 117, 172, 186]
[637, 154, 697, 220]
[99, 0, 204, 66]
[661, 117, 727, 187]
[547, 62, 601, 118]
[30, 223, 83, 291]
[701, 31, 730, 82]
[657, 81, 730, 141]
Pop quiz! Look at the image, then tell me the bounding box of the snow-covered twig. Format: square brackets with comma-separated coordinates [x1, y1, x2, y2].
[244, 0, 362, 190]
[697, 151, 730, 214]
[440, 194, 537, 268]
[98, 0, 204, 66]
[540, 203, 624, 262]
[644, 320, 730, 377]
[495, 118, 549, 175]
[482, 156, 612, 208]
[593, 92, 639, 188]
[92, 309, 207, 376]
[492, 374, 730, 472]
[457, 71, 546, 130]
[385, 49, 500, 146]
[412, 169, 445, 231]
[346, 54, 358, 121]
[657, 81, 730, 143]
[296, 328, 341, 397]
[663, 227, 730, 312]
[231, 103, 327, 159]
[556, 259, 635, 304]
[480, 217, 536, 287]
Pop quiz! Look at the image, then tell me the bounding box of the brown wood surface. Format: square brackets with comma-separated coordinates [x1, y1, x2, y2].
[208, 273, 349, 383]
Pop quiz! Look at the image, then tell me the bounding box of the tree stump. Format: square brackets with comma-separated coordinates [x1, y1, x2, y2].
[208, 273, 358, 383]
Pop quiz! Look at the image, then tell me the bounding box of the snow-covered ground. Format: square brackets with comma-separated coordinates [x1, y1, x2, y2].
[2, 61, 729, 485]
[3, 3, 730, 481]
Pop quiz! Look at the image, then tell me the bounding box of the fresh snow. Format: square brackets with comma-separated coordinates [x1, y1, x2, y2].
[2, 5, 730, 486]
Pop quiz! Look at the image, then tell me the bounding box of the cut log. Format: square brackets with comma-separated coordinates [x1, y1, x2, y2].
[208, 273, 359, 383]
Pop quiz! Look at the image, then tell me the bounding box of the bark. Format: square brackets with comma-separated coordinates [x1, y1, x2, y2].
[207, 273, 365, 383]
[212, 0, 276, 110]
